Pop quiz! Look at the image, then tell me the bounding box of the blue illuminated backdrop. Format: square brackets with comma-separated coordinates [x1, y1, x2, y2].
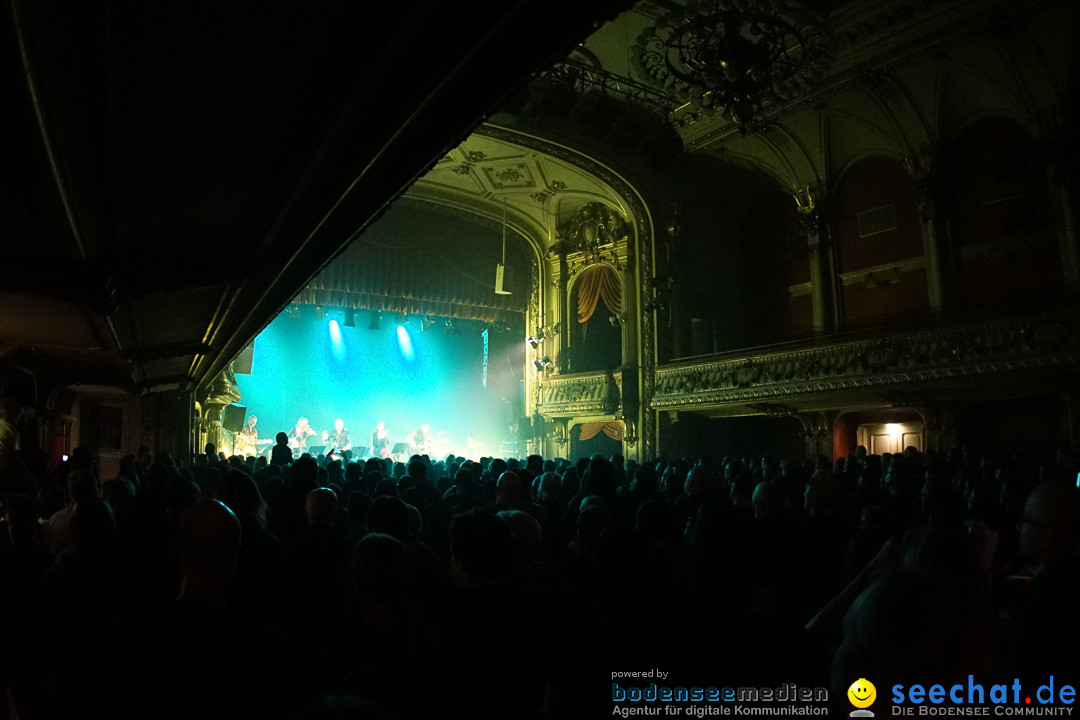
[237, 305, 524, 458]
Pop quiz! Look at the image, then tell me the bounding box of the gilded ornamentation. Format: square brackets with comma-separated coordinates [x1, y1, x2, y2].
[530, 180, 569, 204]
[452, 150, 486, 176]
[483, 163, 536, 189]
[536, 371, 623, 416]
[651, 310, 1080, 409]
[479, 125, 656, 458]
[551, 202, 629, 264]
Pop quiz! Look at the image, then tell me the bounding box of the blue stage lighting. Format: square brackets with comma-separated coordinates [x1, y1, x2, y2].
[329, 320, 346, 362]
[396, 325, 414, 360]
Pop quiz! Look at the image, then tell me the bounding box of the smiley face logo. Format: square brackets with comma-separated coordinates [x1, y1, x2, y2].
[848, 678, 876, 709]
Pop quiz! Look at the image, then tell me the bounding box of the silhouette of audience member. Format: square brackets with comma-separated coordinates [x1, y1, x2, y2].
[271, 431, 293, 467]
[430, 467, 482, 559]
[212, 469, 286, 628]
[497, 508, 543, 567]
[1000, 482, 1080, 680]
[43, 468, 98, 557]
[316, 533, 430, 716]
[122, 499, 286, 719]
[439, 508, 547, 718]
[367, 495, 446, 606]
[833, 566, 993, 713]
[286, 488, 349, 642]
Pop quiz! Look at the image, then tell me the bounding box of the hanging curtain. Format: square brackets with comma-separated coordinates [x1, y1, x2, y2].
[576, 264, 622, 325]
[577, 421, 623, 442]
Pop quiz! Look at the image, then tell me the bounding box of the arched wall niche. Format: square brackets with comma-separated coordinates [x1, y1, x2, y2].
[831, 154, 930, 331]
[944, 115, 1062, 311]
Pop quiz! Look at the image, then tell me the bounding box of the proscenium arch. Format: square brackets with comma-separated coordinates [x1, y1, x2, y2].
[469, 123, 659, 459]
[399, 190, 547, 268]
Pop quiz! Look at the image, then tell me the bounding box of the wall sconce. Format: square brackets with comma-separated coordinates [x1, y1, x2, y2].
[549, 426, 568, 446]
[608, 313, 624, 327]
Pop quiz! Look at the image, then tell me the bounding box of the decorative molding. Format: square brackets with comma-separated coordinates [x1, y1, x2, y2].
[675, 0, 1012, 149]
[838, 256, 926, 287]
[477, 124, 657, 458]
[530, 179, 568, 204]
[536, 371, 623, 417]
[552, 202, 629, 266]
[453, 150, 487, 176]
[652, 309, 1080, 410]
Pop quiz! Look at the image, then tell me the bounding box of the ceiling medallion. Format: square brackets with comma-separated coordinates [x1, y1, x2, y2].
[633, 0, 834, 132]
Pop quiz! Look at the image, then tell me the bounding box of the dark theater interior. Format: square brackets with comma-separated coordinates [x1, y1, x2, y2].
[1, 0, 1079, 718]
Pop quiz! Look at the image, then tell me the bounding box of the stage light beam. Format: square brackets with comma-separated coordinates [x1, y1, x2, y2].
[396, 325, 415, 361]
[329, 320, 347, 362]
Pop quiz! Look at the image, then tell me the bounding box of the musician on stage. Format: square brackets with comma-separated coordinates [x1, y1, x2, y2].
[327, 418, 352, 457]
[407, 422, 434, 455]
[235, 415, 258, 456]
[290, 416, 316, 452]
[371, 421, 391, 458]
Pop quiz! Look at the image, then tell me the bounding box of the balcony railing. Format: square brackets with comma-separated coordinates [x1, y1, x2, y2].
[651, 307, 1080, 410]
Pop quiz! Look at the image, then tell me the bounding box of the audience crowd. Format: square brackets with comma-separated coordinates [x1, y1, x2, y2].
[1, 418, 1079, 719]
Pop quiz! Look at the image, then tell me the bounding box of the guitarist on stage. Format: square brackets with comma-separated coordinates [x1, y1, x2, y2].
[407, 423, 435, 456]
[235, 415, 258, 456]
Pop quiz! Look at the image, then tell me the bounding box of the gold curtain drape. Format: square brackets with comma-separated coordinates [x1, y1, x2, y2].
[576, 264, 622, 325]
[577, 421, 623, 442]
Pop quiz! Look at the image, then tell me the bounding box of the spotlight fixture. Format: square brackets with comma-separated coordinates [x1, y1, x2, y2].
[532, 356, 553, 372]
[368, 311, 381, 331]
[527, 336, 542, 349]
[343, 308, 356, 328]
[422, 315, 436, 332]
